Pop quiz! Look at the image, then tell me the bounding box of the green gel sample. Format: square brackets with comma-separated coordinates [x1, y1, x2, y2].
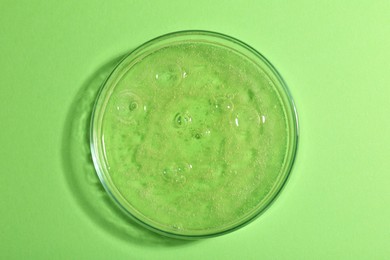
[91, 32, 298, 238]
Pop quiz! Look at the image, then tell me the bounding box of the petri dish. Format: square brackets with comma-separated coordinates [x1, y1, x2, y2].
[90, 31, 298, 239]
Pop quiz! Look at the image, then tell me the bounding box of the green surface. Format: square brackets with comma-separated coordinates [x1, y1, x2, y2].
[1, 0, 389, 259]
[93, 36, 296, 236]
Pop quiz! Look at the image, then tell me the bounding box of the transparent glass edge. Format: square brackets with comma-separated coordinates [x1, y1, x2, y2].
[89, 30, 300, 239]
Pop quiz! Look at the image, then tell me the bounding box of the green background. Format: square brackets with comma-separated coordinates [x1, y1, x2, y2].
[1, 0, 389, 259]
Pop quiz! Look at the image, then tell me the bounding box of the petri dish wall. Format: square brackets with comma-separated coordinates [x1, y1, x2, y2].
[90, 31, 298, 239]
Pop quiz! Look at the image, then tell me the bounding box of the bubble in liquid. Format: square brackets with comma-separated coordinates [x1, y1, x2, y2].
[172, 223, 183, 230]
[211, 95, 234, 112]
[173, 112, 192, 128]
[161, 164, 188, 185]
[113, 91, 143, 123]
[162, 168, 173, 182]
[129, 101, 138, 111]
[232, 107, 262, 128]
[175, 175, 186, 184]
[154, 63, 182, 88]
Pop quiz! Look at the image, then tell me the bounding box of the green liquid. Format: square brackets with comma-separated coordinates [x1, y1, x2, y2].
[96, 40, 295, 236]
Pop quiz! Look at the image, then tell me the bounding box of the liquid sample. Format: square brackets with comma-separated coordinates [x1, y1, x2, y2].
[91, 34, 297, 237]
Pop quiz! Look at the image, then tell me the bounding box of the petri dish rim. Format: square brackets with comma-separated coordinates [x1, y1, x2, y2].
[90, 30, 299, 239]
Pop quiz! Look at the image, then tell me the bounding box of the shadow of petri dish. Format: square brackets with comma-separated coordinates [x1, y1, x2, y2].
[61, 54, 195, 247]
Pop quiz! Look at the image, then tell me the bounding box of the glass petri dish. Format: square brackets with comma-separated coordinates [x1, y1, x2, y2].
[90, 31, 298, 239]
